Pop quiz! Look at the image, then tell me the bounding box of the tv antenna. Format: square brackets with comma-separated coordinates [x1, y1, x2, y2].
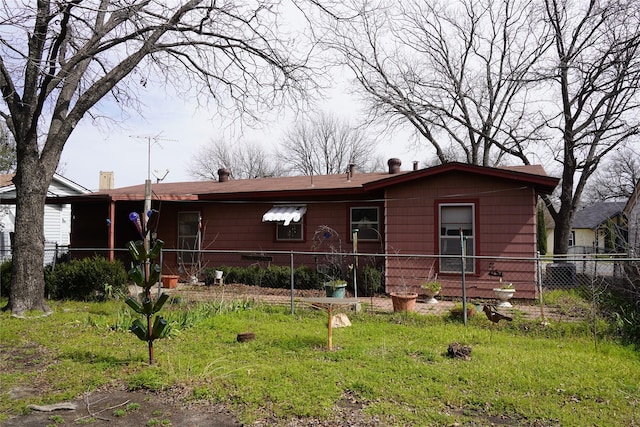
[153, 169, 170, 183]
[129, 133, 177, 243]
[129, 133, 177, 182]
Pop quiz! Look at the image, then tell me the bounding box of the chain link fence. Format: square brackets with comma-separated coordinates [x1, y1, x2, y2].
[1, 246, 637, 324]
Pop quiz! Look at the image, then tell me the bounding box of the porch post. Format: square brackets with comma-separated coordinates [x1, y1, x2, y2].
[108, 200, 115, 261]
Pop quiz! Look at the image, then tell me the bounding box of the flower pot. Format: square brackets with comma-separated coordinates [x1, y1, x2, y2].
[324, 282, 347, 298]
[161, 275, 179, 289]
[390, 292, 418, 312]
[422, 289, 439, 304]
[493, 288, 515, 307]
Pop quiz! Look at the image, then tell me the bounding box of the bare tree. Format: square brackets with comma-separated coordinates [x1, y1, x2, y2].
[0, 1, 316, 316]
[539, 0, 640, 255]
[583, 146, 640, 203]
[188, 139, 284, 180]
[324, 0, 640, 254]
[326, 0, 551, 166]
[279, 112, 381, 175]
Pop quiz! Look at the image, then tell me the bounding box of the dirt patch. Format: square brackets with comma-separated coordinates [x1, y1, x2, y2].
[1, 389, 240, 427]
[1, 386, 389, 427]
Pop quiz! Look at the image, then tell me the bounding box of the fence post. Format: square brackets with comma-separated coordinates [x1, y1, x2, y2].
[352, 228, 359, 304]
[290, 251, 295, 315]
[158, 250, 163, 299]
[460, 229, 468, 326]
[536, 251, 546, 322]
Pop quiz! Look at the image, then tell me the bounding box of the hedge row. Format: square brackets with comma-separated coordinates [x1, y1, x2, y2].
[204, 265, 322, 290]
[45, 256, 129, 301]
[0, 257, 129, 301]
[204, 264, 384, 296]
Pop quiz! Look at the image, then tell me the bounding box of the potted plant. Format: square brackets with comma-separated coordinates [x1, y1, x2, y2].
[312, 226, 350, 299]
[493, 280, 516, 307]
[420, 280, 441, 304]
[323, 279, 348, 298]
[161, 274, 179, 289]
[390, 290, 418, 312]
[389, 250, 424, 312]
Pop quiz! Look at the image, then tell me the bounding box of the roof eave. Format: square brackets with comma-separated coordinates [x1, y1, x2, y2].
[196, 187, 370, 201]
[362, 162, 560, 194]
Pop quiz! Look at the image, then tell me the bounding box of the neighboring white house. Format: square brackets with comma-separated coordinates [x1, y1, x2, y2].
[0, 173, 89, 263]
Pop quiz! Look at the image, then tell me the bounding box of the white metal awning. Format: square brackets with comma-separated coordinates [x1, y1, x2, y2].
[262, 205, 307, 226]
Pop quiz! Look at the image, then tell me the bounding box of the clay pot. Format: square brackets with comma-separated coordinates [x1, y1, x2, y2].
[390, 292, 418, 312]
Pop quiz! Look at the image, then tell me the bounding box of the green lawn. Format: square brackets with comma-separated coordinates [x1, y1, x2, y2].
[1, 298, 638, 426]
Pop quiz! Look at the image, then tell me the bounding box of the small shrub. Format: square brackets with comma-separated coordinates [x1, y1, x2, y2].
[113, 408, 127, 417]
[449, 303, 476, 320]
[45, 256, 128, 301]
[611, 304, 640, 344]
[48, 414, 64, 424]
[126, 403, 141, 412]
[261, 265, 289, 288]
[359, 265, 383, 296]
[205, 265, 322, 290]
[0, 259, 11, 297]
[293, 266, 322, 290]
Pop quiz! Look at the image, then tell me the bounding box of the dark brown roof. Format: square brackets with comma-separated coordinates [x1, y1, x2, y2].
[71, 163, 559, 202]
[85, 171, 408, 201]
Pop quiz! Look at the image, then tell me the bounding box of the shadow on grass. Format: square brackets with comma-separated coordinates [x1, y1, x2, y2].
[60, 349, 145, 366]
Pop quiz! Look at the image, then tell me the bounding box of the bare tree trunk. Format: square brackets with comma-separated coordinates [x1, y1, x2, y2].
[553, 207, 572, 258]
[0, 1, 315, 316]
[4, 143, 52, 316]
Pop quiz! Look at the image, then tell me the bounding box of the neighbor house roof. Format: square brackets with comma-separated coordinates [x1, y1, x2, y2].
[0, 173, 89, 200]
[572, 201, 627, 229]
[47, 162, 559, 203]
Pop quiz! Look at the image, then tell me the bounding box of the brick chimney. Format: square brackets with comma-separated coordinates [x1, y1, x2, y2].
[99, 171, 114, 190]
[388, 158, 401, 174]
[347, 163, 356, 181]
[218, 168, 230, 182]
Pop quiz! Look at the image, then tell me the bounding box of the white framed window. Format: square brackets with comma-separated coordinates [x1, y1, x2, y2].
[439, 204, 475, 273]
[178, 212, 200, 264]
[351, 207, 380, 241]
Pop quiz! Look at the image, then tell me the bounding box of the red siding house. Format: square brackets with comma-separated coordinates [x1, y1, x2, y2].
[62, 160, 558, 299]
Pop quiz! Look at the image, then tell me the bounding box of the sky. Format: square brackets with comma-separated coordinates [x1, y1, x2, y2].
[54, 1, 428, 192]
[61, 82, 421, 192]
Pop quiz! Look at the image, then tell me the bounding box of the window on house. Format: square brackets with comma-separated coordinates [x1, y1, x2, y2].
[569, 231, 575, 247]
[178, 212, 200, 264]
[351, 207, 380, 241]
[276, 220, 304, 241]
[439, 204, 475, 273]
[262, 205, 306, 241]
